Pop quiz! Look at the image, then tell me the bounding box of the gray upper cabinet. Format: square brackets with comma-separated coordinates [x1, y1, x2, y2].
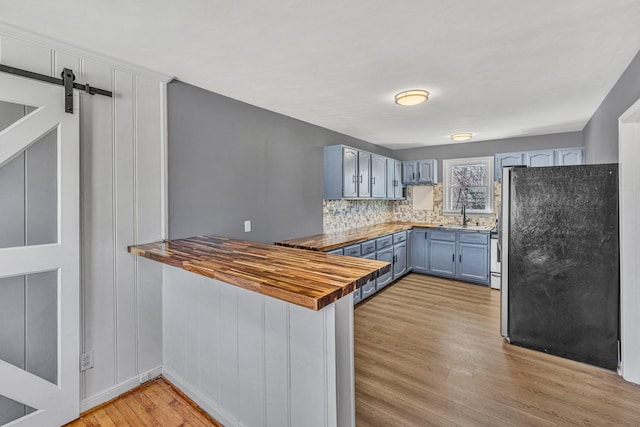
[494, 147, 585, 181]
[324, 145, 405, 200]
[324, 145, 368, 199]
[358, 151, 371, 198]
[417, 159, 437, 184]
[386, 159, 404, 199]
[341, 147, 358, 198]
[527, 150, 555, 167]
[371, 154, 387, 198]
[402, 161, 417, 184]
[402, 159, 438, 185]
[557, 147, 584, 165]
[494, 152, 527, 181]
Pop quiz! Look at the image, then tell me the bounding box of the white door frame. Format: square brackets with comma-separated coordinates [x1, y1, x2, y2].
[619, 98, 640, 384]
[0, 72, 80, 426]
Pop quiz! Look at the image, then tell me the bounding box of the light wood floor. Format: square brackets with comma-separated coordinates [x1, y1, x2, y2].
[354, 274, 640, 426]
[65, 377, 221, 427]
[66, 274, 640, 426]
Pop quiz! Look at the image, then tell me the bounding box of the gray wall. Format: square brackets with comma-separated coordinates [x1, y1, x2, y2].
[394, 131, 583, 182]
[168, 80, 393, 243]
[584, 49, 640, 164]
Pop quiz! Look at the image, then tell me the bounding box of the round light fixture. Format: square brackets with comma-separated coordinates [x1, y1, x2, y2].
[450, 132, 473, 142]
[394, 89, 429, 106]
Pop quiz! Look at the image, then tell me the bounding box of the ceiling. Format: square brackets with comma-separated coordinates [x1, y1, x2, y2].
[2, 1, 640, 149]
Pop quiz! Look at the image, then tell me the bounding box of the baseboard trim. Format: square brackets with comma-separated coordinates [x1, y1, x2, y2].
[80, 366, 163, 413]
[162, 367, 238, 427]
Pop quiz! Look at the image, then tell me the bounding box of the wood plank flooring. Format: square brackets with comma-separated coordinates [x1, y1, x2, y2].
[354, 274, 640, 426]
[65, 377, 221, 427]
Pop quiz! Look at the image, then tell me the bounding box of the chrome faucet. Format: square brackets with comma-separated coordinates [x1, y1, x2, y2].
[461, 204, 468, 226]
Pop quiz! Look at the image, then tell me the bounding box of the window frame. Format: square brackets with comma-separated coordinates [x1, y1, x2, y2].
[442, 156, 494, 215]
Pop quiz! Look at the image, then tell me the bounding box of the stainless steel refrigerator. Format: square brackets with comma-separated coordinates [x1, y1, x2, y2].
[500, 164, 619, 370]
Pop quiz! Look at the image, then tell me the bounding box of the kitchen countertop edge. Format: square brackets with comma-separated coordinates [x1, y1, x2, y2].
[129, 235, 390, 311]
[275, 221, 493, 251]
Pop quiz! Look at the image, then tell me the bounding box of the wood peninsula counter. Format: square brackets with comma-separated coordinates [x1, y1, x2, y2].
[129, 235, 390, 310]
[128, 234, 389, 426]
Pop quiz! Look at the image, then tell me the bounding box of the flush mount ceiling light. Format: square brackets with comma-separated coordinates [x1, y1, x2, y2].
[394, 89, 429, 106]
[450, 132, 473, 142]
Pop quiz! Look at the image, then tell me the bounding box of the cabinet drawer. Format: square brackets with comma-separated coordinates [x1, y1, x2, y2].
[376, 235, 393, 250]
[429, 230, 456, 242]
[326, 247, 344, 255]
[343, 244, 361, 257]
[361, 281, 377, 300]
[361, 240, 376, 255]
[393, 231, 407, 244]
[459, 233, 489, 245]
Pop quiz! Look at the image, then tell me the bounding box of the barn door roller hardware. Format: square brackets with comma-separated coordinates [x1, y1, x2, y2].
[0, 64, 112, 114]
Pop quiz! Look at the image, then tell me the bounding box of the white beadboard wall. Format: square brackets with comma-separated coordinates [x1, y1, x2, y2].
[0, 25, 170, 410]
[163, 266, 355, 427]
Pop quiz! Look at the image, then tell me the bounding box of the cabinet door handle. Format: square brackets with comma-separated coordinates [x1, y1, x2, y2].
[359, 175, 363, 183]
[418, 172, 421, 180]
[412, 172, 415, 180]
[452, 254, 455, 263]
[352, 175, 357, 183]
[371, 177, 375, 184]
[459, 254, 462, 263]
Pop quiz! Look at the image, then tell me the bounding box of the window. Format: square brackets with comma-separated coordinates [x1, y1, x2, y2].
[443, 156, 494, 215]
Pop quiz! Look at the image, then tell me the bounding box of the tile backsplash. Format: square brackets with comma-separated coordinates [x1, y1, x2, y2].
[323, 199, 393, 233]
[323, 183, 500, 233]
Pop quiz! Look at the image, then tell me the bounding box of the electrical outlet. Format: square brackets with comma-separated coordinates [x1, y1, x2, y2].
[139, 372, 150, 383]
[244, 220, 251, 232]
[80, 351, 93, 371]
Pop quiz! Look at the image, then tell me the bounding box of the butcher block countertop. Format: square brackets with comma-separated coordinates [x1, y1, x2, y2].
[128, 235, 390, 311]
[275, 221, 493, 251]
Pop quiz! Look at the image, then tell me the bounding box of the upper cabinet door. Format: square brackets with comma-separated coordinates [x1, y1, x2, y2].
[358, 151, 371, 198]
[557, 147, 584, 166]
[402, 161, 417, 184]
[494, 152, 527, 181]
[394, 161, 403, 198]
[417, 159, 437, 183]
[527, 150, 555, 167]
[342, 147, 358, 198]
[371, 155, 386, 198]
[386, 158, 395, 198]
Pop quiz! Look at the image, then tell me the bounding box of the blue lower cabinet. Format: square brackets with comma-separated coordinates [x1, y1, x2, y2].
[392, 242, 407, 280]
[376, 247, 394, 290]
[428, 239, 457, 278]
[427, 230, 490, 285]
[360, 281, 377, 301]
[352, 287, 362, 304]
[458, 243, 488, 283]
[343, 243, 361, 257]
[412, 229, 428, 273]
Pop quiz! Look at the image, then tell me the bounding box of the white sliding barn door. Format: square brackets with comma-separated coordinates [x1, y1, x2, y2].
[0, 72, 80, 426]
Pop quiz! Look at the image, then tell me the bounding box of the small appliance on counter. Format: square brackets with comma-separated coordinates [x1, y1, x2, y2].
[500, 164, 619, 370]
